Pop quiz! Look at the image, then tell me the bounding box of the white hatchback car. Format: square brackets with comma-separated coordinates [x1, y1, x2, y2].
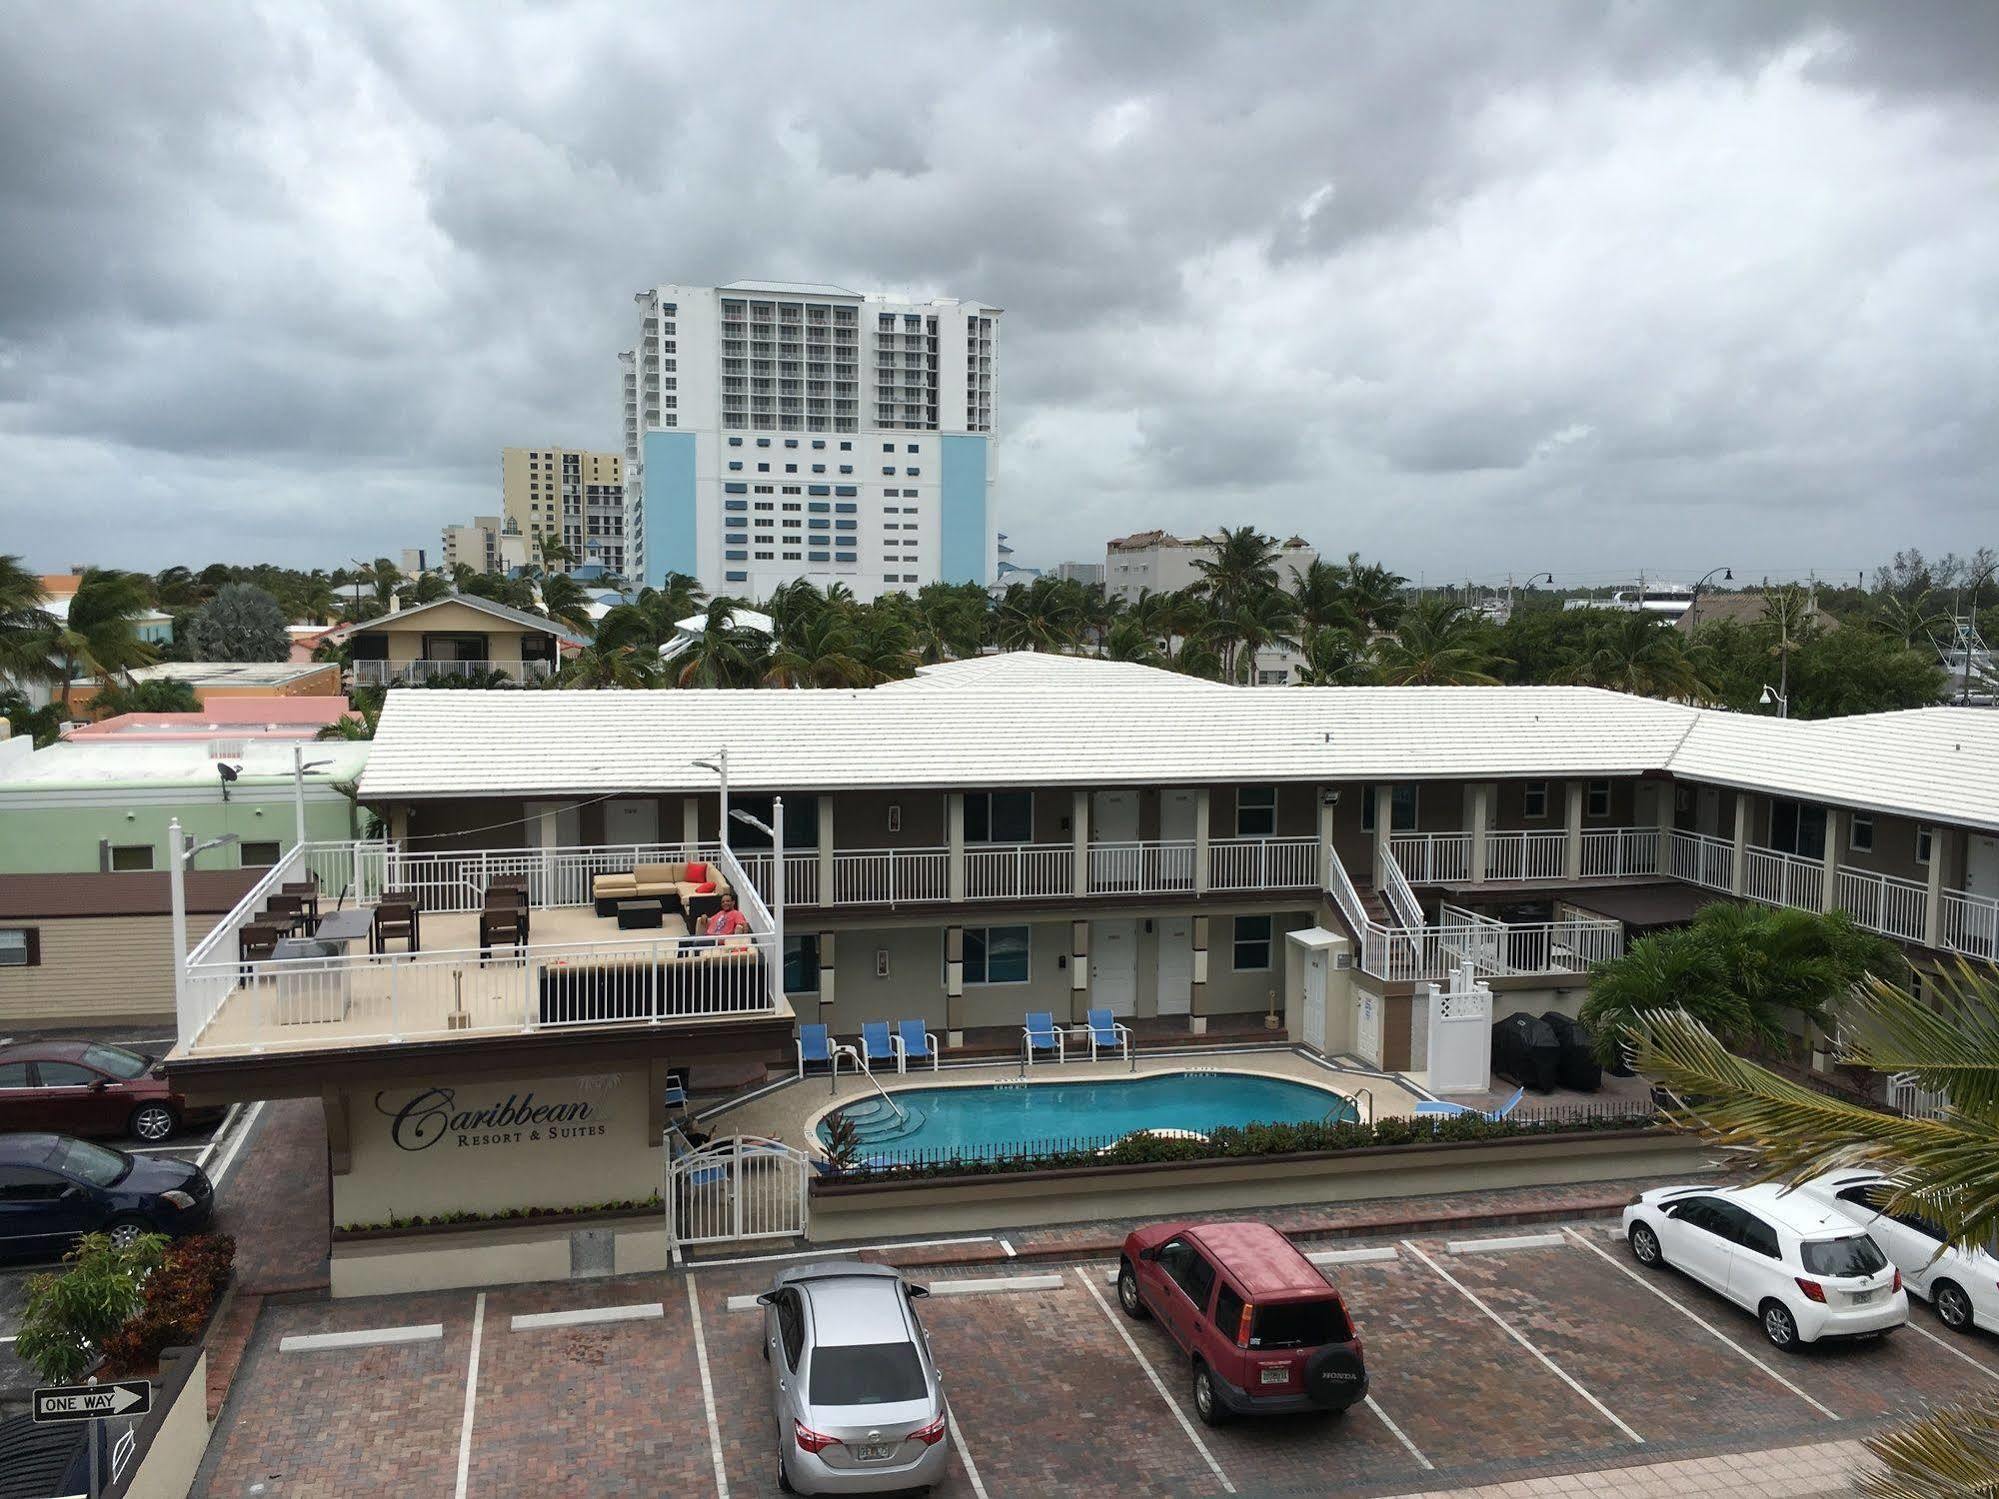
[1623, 1182, 1907, 1350]
[1797, 1169, 1999, 1336]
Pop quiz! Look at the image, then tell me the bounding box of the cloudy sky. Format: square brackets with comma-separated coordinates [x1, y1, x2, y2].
[3, 1, 1996, 588]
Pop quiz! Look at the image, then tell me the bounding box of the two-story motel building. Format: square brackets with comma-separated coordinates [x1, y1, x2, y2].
[164, 654, 1999, 1291]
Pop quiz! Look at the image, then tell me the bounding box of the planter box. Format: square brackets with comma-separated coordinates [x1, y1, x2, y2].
[808, 1129, 1708, 1243]
[330, 1209, 667, 1298]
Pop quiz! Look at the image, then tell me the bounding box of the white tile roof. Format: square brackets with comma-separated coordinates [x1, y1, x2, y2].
[881, 654, 1230, 692]
[0, 740, 371, 793]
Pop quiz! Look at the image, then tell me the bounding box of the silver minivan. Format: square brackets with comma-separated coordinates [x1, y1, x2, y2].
[759, 1261, 951, 1495]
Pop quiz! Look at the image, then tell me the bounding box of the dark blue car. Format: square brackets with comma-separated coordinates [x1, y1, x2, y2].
[0, 1133, 214, 1258]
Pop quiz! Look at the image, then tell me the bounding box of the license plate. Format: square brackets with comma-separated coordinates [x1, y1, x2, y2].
[857, 1443, 895, 1461]
[1849, 1287, 1882, 1305]
[1259, 1366, 1289, 1386]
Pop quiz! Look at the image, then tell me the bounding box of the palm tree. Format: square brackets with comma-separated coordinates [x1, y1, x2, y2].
[1227, 588, 1302, 685]
[536, 535, 576, 571]
[910, 584, 985, 663]
[1335, 553, 1410, 637]
[1631, 962, 1999, 1496]
[764, 611, 866, 688]
[1192, 528, 1282, 681]
[1870, 591, 1949, 651]
[1294, 626, 1370, 685]
[152, 565, 204, 610]
[1102, 618, 1163, 666]
[1762, 584, 1818, 712]
[671, 600, 766, 688]
[1291, 560, 1356, 639]
[1564, 612, 1714, 701]
[1371, 598, 1503, 685]
[0, 555, 57, 692]
[537, 573, 595, 637]
[52, 569, 155, 713]
[848, 607, 920, 684]
[991, 578, 1083, 653]
[557, 645, 656, 689]
[364, 558, 402, 609]
[295, 574, 342, 625]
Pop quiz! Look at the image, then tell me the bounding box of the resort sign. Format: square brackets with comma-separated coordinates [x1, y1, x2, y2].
[374, 1074, 621, 1152]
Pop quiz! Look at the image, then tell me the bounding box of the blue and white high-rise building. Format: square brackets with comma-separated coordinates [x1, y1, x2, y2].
[620, 281, 1000, 601]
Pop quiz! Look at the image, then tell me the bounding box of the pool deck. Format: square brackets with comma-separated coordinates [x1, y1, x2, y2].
[701, 1047, 1430, 1158]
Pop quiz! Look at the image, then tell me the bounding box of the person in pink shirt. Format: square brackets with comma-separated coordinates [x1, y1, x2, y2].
[704, 892, 751, 937]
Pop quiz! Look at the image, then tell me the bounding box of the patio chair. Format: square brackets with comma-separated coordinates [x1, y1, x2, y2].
[280, 880, 321, 931]
[374, 900, 421, 956]
[1080, 1007, 1133, 1066]
[796, 1024, 834, 1079]
[894, 1019, 939, 1074]
[1414, 1085, 1526, 1121]
[475, 905, 521, 964]
[238, 921, 281, 979]
[1022, 1011, 1064, 1067]
[857, 1020, 898, 1074]
[261, 893, 308, 936]
[483, 887, 529, 942]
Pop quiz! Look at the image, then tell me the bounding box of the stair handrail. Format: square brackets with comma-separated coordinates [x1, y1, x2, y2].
[1380, 847, 1426, 930]
[1323, 843, 1374, 940]
[847, 1048, 909, 1125]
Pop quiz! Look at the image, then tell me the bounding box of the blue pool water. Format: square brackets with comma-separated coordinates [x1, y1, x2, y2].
[818, 1071, 1356, 1155]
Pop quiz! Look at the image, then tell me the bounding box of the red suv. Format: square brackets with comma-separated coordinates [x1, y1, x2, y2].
[1118, 1220, 1368, 1426]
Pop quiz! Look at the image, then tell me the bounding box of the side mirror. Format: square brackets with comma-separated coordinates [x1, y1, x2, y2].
[905, 1284, 930, 1300]
[754, 1291, 778, 1307]
[1138, 1246, 1160, 1263]
[89, 1080, 108, 1093]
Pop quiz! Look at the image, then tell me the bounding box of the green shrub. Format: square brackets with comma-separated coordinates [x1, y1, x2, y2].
[16, 1232, 168, 1384]
[100, 1234, 234, 1375]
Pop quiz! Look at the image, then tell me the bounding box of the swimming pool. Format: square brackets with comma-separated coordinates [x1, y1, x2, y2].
[817, 1071, 1356, 1155]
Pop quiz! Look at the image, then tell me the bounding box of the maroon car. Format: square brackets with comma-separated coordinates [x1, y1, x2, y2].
[0, 1042, 217, 1144]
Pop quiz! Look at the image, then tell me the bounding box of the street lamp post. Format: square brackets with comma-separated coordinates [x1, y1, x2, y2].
[691, 747, 730, 851]
[292, 746, 334, 850]
[1760, 683, 1790, 719]
[1686, 566, 1733, 631]
[729, 799, 784, 1000]
[168, 819, 240, 1049]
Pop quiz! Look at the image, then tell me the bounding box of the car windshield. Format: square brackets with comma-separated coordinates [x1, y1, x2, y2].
[808, 1342, 926, 1406]
[1251, 1299, 1351, 1350]
[79, 1045, 150, 1081]
[1801, 1235, 1888, 1278]
[48, 1137, 130, 1188]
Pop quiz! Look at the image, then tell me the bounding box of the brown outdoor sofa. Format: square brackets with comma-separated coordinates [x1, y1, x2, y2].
[537, 935, 764, 1023]
[591, 861, 733, 920]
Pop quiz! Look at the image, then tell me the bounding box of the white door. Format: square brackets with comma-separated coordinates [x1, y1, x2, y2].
[1354, 988, 1382, 1066]
[1156, 918, 1193, 1016]
[1090, 790, 1142, 888]
[1967, 834, 1999, 900]
[604, 798, 659, 849]
[1659, 1200, 1732, 1294]
[1091, 919, 1139, 1017]
[1159, 789, 1197, 886]
[1301, 949, 1327, 1052]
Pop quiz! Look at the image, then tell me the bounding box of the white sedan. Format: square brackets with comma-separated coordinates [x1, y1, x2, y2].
[1623, 1182, 1907, 1350]
[1797, 1169, 1999, 1336]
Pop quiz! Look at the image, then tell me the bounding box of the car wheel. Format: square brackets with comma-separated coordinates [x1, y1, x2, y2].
[1192, 1362, 1230, 1427]
[1760, 1299, 1801, 1351]
[129, 1103, 178, 1144]
[1628, 1223, 1663, 1268]
[105, 1217, 153, 1251]
[1935, 1281, 1975, 1333]
[1117, 1261, 1150, 1320]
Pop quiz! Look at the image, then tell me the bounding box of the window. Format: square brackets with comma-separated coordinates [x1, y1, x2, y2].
[1232, 915, 1273, 971]
[1800, 1236, 1888, 1277]
[834, 552, 857, 562]
[784, 438, 798, 448]
[1916, 826, 1934, 866]
[239, 842, 281, 868]
[784, 464, 797, 474]
[1252, 1299, 1352, 1348]
[1360, 786, 1417, 834]
[906, 468, 920, 477]
[725, 570, 748, 582]
[882, 442, 894, 452]
[1236, 786, 1276, 837]
[839, 466, 853, 475]
[776, 1291, 805, 1372]
[0, 1062, 29, 1087]
[0, 929, 36, 968]
[811, 439, 825, 449]
[728, 437, 743, 447]
[1586, 780, 1611, 819]
[38, 1062, 96, 1087]
[723, 482, 747, 494]
[963, 924, 1030, 984]
[1159, 1240, 1217, 1310]
[809, 1342, 926, 1407]
[109, 845, 154, 872]
[756, 438, 771, 447]
[1522, 782, 1549, 820]
[1849, 815, 1874, 853]
[840, 441, 852, 450]
[1214, 1283, 1246, 1339]
[964, 790, 1033, 843]
[728, 461, 743, 471]
[1770, 799, 1827, 860]
[882, 467, 896, 476]
[783, 934, 820, 995]
[1737, 1214, 1780, 1258]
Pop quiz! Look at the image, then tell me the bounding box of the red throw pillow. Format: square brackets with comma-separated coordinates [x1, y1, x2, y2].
[683, 861, 707, 881]
[696, 881, 717, 894]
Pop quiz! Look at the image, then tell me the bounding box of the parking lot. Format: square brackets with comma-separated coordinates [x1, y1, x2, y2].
[191, 1217, 1999, 1498]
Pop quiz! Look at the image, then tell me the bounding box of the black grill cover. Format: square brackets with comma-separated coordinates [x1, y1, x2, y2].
[1491, 1012, 1562, 1092]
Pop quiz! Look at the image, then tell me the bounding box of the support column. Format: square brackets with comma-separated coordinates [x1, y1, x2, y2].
[1821, 809, 1844, 914]
[681, 796, 701, 849]
[390, 804, 410, 844]
[1563, 780, 1584, 880]
[1730, 795, 1751, 897]
[1316, 790, 1337, 892]
[1072, 789, 1090, 897]
[1470, 782, 1493, 885]
[321, 1085, 352, 1174]
[944, 925, 965, 1047]
[815, 931, 836, 1026]
[816, 797, 835, 909]
[1070, 920, 1090, 1025]
[1189, 916, 1210, 1035]
[1923, 826, 1951, 949]
[1655, 782, 1677, 838]
[1371, 783, 1394, 887]
[947, 792, 966, 903]
[1193, 789, 1212, 896]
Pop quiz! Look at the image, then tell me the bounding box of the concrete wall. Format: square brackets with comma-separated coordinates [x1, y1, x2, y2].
[330, 1215, 667, 1298]
[0, 793, 354, 875]
[115, 1347, 209, 1499]
[0, 912, 221, 1026]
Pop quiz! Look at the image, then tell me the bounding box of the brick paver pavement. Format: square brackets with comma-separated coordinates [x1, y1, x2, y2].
[1380, 1437, 1879, 1497]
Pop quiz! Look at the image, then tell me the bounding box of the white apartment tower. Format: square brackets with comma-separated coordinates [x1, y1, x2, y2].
[620, 281, 1000, 601]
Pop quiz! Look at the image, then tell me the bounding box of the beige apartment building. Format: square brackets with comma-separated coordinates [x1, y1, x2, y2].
[501, 446, 625, 575]
[439, 515, 526, 575]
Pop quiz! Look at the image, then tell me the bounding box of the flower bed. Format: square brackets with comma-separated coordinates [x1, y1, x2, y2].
[336, 1193, 663, 1237]
[101, 1233, 235, 1377]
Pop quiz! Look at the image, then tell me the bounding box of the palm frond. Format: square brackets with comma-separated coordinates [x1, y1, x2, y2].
[1841, 961, 1999, 1118]
[1856, 1392, 1999, 1498]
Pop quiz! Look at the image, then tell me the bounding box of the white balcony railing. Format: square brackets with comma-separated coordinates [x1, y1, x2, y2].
[1837, 868, 1929, 945]
[1742, 846, 1827, 913]
[1942, 888, 1999, 958]
[966, 843, 1075, 901]
[1209, 836, 1320, 892]
[830, 847, 950, 905]
[351, 659, 555, 687]
[1667, 830, 1736, 892]
[1485, 830, 1568, 881]
[1388, 833, 1470, 884]
[1088, 840, 1197, 895]
[1579, 827, 1662, 879]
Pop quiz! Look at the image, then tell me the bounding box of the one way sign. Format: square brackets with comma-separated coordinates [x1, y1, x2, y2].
[32, 1380, 151, 1423]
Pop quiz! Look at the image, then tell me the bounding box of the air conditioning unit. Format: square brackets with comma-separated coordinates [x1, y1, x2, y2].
[1332, 951, 1353, 971]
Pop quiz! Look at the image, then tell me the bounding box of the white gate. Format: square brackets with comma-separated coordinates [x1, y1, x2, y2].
[667, 1134, 812, 1262]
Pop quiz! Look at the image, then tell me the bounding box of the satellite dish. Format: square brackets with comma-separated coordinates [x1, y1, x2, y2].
[217, 763, 240, 782]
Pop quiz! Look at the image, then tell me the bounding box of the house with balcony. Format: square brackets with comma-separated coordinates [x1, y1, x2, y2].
[330, 594, 584, 687]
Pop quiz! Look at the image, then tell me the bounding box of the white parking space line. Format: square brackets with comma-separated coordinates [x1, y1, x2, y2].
[204, 1099, 263, 1193]
[1602, 1224, 1627, 1240]
[685, 1276, 731, 1499]
[1402, 1239, 1645, 1445]
[453, 1292, 485, 1499]
[687, 1234, 994, 1268]
[1559, 1228, 1840, 1420]
[122, 1146, 201, 1155]
[948, 1410, 992, 1499]
[1363, 1395, 1434, 1470]
[1905, 1320, 1999, 1381]
[998, 1238, 1015, 1258]
[194, 1102, 242, 1171]
[726, 1274, 1065, 1313]
[510, 1302, 664, 1332]
[1311, 1246, 1399, 1266]
[1447, 1232, 1566, 1254]
[1072, 1267, 1237, 1495]
[279, 1322, 443, 1353]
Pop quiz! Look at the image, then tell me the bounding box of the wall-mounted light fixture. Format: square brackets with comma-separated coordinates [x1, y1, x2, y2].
[887, 804, 901, 834]
[875, 948, 890, 977]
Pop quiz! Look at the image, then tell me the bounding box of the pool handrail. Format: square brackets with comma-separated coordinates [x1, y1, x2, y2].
[1329, 1086, 1374, 1127]
[848, 1051, 909, 1124]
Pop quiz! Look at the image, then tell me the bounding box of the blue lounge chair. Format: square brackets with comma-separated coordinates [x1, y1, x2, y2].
[1414, 1085, 1526, 1121]
[796, 1024, 833, 1079]
[894, 1019, 939, 1074]
[1022, 1011, 1064, 1067]
[858, 1020, 898, 1073]
[1081, 1008, 1133, 1065]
